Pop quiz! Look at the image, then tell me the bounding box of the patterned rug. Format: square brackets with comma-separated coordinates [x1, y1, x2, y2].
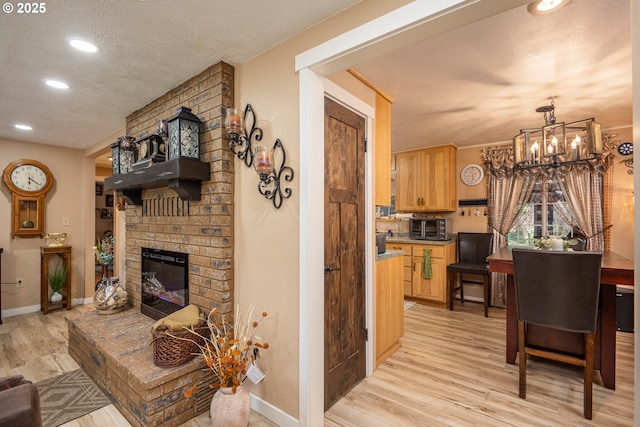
[35, 369, 111, 427]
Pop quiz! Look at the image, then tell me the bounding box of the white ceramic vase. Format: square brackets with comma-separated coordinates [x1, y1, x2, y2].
[50, 292, 63, 302]
[210, 386, 250, 427]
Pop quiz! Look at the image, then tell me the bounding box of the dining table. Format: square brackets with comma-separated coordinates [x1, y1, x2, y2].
[487, 246, 634, 390]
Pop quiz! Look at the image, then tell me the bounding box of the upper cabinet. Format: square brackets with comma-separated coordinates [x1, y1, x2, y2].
[344, 69, 394, 206]
[375, 93, 392, 205]
[395, 145, 457, 212]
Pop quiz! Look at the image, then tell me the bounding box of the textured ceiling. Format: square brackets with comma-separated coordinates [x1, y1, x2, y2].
[0, 0, 632, 158]
[352, 0, 631, 152]
[0, 0, 360, 151]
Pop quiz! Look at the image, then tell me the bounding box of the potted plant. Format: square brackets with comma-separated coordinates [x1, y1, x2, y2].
[48, 263, 67, 302]
[177, 305, 270, 427]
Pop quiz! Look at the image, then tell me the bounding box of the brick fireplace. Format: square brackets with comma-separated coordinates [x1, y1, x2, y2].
[68, 61, 236, 427]
[122, 61, 235, 319]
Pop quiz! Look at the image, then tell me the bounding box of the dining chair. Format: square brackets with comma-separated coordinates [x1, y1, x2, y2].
[512, 248, 603, 420]
[447, 232, 493, 317]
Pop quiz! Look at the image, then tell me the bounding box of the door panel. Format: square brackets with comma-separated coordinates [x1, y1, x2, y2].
[324, 97, 366, 410]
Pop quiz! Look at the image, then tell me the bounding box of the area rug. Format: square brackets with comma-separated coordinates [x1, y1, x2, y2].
[35, 369, 111, 427]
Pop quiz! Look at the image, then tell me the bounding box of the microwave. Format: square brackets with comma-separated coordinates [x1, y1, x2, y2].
[410, 218, 450, 240]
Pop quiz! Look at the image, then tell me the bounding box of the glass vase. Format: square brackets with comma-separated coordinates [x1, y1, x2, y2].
[94, 276, 128, 314]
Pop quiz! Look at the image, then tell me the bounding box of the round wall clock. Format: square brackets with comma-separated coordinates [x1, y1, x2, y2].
[617, 142, 633, 156]
[460, 164, 484, 186]
[2, 159, 54, 238]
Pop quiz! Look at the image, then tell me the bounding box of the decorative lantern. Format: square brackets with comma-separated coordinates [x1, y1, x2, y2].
[167, 107, 201, 161]
[224, 107, 244, 140]
[254, 145, 274, 181]
[111, 137, 135, 174]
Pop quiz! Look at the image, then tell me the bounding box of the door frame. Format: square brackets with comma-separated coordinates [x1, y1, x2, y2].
[297, 1, 548, 425]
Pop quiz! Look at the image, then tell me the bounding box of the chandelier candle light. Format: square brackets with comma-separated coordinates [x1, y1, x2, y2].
[513, 98, 603, 169]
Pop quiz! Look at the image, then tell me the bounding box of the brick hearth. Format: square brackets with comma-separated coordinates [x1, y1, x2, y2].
[67, 309, 215, 427]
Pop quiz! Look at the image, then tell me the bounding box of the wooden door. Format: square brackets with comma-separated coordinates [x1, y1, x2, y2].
[324, 97, 366, 410]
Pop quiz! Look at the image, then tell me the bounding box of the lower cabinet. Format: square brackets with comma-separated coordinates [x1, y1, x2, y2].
[389, 241, 455, 306]
[375, 254, 404, 367]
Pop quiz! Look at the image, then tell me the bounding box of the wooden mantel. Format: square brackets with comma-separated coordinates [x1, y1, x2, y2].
[103, 158, 210, 205]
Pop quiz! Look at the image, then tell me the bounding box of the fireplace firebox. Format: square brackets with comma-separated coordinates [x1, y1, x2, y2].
[141, 248, 189, 320]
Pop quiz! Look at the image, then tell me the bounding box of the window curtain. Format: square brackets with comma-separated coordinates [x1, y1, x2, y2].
[482, 140, 613, 307]
[483, 144, 537, 307]
[556, 162, 611, 251]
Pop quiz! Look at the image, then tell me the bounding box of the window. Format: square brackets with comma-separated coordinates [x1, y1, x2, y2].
[507, 179, 573, 246]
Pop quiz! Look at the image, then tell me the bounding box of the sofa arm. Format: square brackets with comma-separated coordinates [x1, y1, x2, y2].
[0, 383, 42, 427]
[0, 375, 29, 391]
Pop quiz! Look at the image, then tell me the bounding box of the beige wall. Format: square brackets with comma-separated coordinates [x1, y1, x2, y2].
[449, 146, 490, 233]
[0, 139, 93, 311]
[234, 0, 411, 418]
[609, 127, 634, 260]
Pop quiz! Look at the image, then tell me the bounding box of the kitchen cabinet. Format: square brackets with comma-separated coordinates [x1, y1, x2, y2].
[375, 93, 392, 206]
[388, 243, 412, 295]
[389, 241, 455, 306]
[346, 69, 394, 206]
[394, 145, 457, 212]
[375, 252, 404, 366]
[411, 245, 451, 303]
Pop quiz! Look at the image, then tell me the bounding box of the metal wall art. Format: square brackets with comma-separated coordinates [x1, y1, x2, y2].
[224, 104, 294, 209]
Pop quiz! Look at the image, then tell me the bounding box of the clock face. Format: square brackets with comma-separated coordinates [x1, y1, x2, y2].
[10, 164, 49, 192]
[139, 140, 149, 159]
[461, 164, 484, 186]
[618, 142, 633, 156]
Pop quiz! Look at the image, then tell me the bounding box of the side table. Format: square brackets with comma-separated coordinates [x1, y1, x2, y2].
[41, 246, 72, 314]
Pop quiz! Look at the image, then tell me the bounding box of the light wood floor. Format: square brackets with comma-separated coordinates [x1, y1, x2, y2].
[325, 302, 634, 426]
[0, 305, 274, 427]
[0, 302, 634, 426]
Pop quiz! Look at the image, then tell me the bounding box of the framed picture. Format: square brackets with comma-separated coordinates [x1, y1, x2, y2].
[106, 194, 114, 207]
[96, 183, 103, 195]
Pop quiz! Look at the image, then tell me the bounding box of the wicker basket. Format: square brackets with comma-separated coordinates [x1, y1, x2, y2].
[152, 323, 209, 368]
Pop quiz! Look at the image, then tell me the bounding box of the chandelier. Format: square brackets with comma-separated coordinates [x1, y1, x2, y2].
[513, 98, 603, 168]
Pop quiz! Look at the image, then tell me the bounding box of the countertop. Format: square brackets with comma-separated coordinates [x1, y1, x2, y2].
[376, 249, 405, 261]
[386, 237, 455, 245]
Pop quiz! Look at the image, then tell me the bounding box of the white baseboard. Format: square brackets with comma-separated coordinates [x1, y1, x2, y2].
[250, 392, 299, 427]
[1, 298, 87, 319]
[1, 304, 41, 318]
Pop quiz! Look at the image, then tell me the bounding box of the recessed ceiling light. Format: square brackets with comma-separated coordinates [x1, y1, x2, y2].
[527, 0, 568, 15]
[69, 39, 98, 53]
[45, 80, 70, 89]
[15, 124, 33, 131]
